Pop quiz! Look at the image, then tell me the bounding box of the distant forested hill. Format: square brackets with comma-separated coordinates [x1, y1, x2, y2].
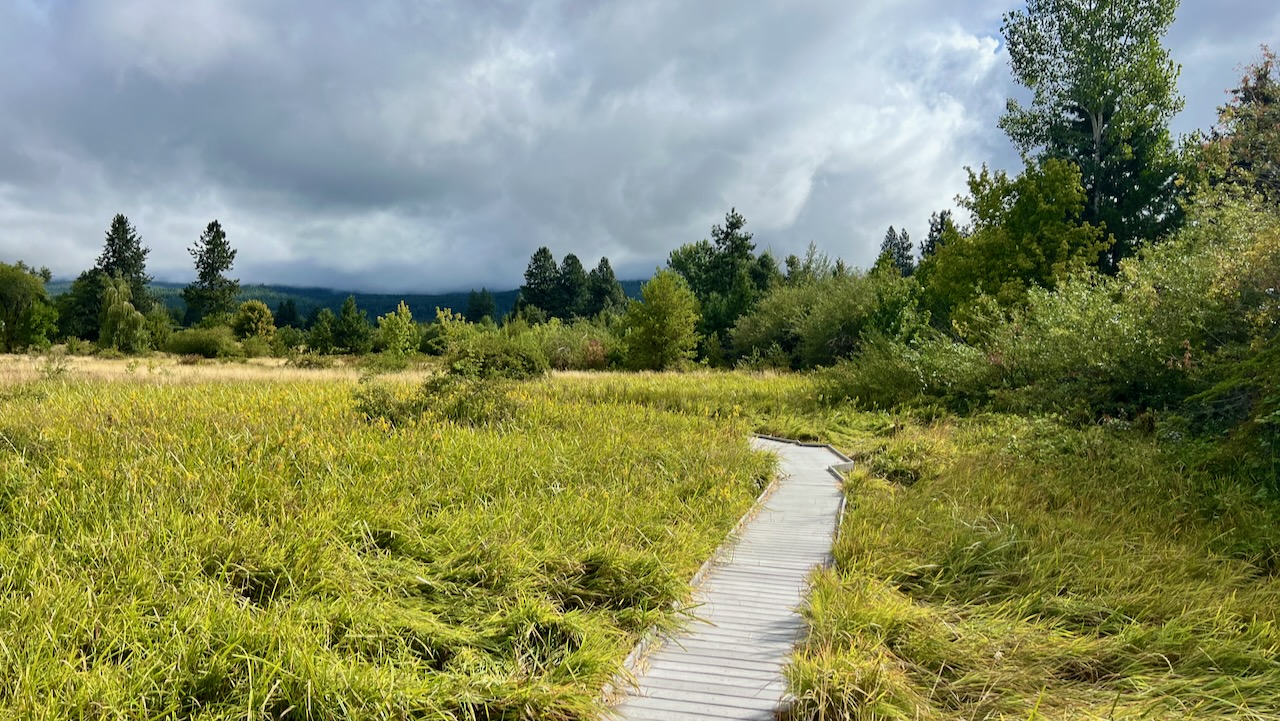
[45, 279, 646, 324]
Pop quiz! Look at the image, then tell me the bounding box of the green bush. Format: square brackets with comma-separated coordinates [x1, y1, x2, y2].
[523, 318, 616, 371]
[240, 336, 272, 359]
[165, 327, 241, 359]
[446, 330, 548, 380]
[271, 326, 307, 357]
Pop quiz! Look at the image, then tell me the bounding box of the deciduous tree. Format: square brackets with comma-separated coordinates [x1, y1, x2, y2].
[1000, 0, 1184, 269]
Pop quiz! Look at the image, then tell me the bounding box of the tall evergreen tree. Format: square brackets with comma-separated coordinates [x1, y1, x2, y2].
[274, 299, 302, 329]
[182, 220, 239, 325]
[668, 208, 772, 345]
[520, 246, 558, 318]
[555, 253, 589, 319]
[334, 296, 373, 354]
[878, 226, 915, 277]
[465, 288, 497, 323]
[585, 257, 626, 316]
[921, 210, 958, 259]
[95, 214, 153, 313]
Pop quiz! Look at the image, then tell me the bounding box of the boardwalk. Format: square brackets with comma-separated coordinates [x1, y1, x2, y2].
[611, 437, 849, 721]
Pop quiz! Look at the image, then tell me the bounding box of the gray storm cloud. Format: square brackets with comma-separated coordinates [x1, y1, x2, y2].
[1, 0, 1276, 292]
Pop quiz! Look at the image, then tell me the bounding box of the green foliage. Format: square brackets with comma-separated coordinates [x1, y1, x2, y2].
[271, 325, 307, 357]
[621, 270, 700, 371]
[0, 261, 57, 352]
[55, 270, 105, 341]
[307, 308, 337, 354]
[520, 246, 559, 319]
[464, 288, 496, 323]
[918, 159, 1109, 323]
[446, 328, 549, 380]
[273, 298, 302, 329]
[334, 296, 373, 354]
[523, 318, 615, 371]
[877, 226, 915, 277]
[556, 253, 589, 319]
[143, 308, 173, 351]
[182, 220, 239, 325]
[230, 300, 275, 340]
[95, 214, 154, 314]
[376, 300, 417, 357]
[1000, 0, 1184, 267]
[733, 270, 926, 370]
[98, 276, 149, 354]
[585, 257, 627, 317]
[919, 210, 958, 259]
[164, 326, 241, 358]
[795, 416, 1280, 720]
[1208, 46, 1280, 203]
[668, 208, 778, 344]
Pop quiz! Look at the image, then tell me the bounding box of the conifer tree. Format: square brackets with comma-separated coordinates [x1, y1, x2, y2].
[96, 214, 153, 313]
[586, 257, 626, 316]
[183, 220, 239, 325]
[556, 253, 589, 318]
[520, 247, 558, 318]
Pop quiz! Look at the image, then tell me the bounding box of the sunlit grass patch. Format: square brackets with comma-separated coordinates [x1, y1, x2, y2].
[792, 416, 1280, 720]
[0, 372, 772, 719]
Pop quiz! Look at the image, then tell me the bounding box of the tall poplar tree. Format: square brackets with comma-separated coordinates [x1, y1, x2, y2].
[1000, 0, 1183, 270]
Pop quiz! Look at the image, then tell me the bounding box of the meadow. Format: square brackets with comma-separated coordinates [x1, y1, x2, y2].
[3, 359, 1279, 720]
[0, 361, 772, 719]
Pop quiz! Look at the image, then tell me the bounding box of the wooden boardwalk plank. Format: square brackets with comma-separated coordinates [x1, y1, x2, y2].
[610, 438, 847, 720]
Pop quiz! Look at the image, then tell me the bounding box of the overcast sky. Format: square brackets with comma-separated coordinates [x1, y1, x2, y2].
[2, 1, 1278, 292]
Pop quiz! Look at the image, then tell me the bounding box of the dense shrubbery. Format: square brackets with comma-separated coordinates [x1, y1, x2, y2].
[164, 326, 242, 358]
[814, 193, 1280, 489]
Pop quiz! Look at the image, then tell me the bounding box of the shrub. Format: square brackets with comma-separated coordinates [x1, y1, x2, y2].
[376, 301, 417, 357]
[524, 318, 616, 371]
[271, 326, 307, 357]
[446, 330, 548, 380]
[165, 327, 241, 359]
[231, 300, 275, 340]
[63, 337, 90, 356]
[240, 336, 272, 359]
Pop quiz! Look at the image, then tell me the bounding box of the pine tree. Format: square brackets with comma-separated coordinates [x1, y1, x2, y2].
[556, 253, 589, 319]
[183, 220, 239, 325]
[96, 214, 153, 314]
[921, 211, 958, 259]
[878, 226, 915, 276]
[274, 299, 302, 329]
[334, 296, 373, 354]
[520, 247, 558, 318]
[585, 257, 626, 316]
[465, 289, 497, 323]
[308, 308, 336, 354]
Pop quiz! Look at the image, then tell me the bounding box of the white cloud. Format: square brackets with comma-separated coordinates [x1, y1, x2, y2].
[0, 1, 1276, 291]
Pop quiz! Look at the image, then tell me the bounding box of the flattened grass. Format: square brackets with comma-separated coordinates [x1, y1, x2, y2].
[791, 415, 1280, 720]
[0, 372, 771, 719]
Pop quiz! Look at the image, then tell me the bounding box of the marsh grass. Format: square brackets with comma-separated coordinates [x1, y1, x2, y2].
[790, 416, 1280, 720]
[0, 369, 772, 719]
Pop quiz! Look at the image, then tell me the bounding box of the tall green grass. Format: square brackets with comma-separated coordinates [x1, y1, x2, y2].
[790, 415, 1280, 720]
[0, 374, 772, 719]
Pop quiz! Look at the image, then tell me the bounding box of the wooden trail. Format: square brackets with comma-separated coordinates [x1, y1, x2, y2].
[610, 437, 849, 721]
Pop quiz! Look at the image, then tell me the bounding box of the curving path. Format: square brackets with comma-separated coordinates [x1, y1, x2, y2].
[611, 437, 850, 721]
